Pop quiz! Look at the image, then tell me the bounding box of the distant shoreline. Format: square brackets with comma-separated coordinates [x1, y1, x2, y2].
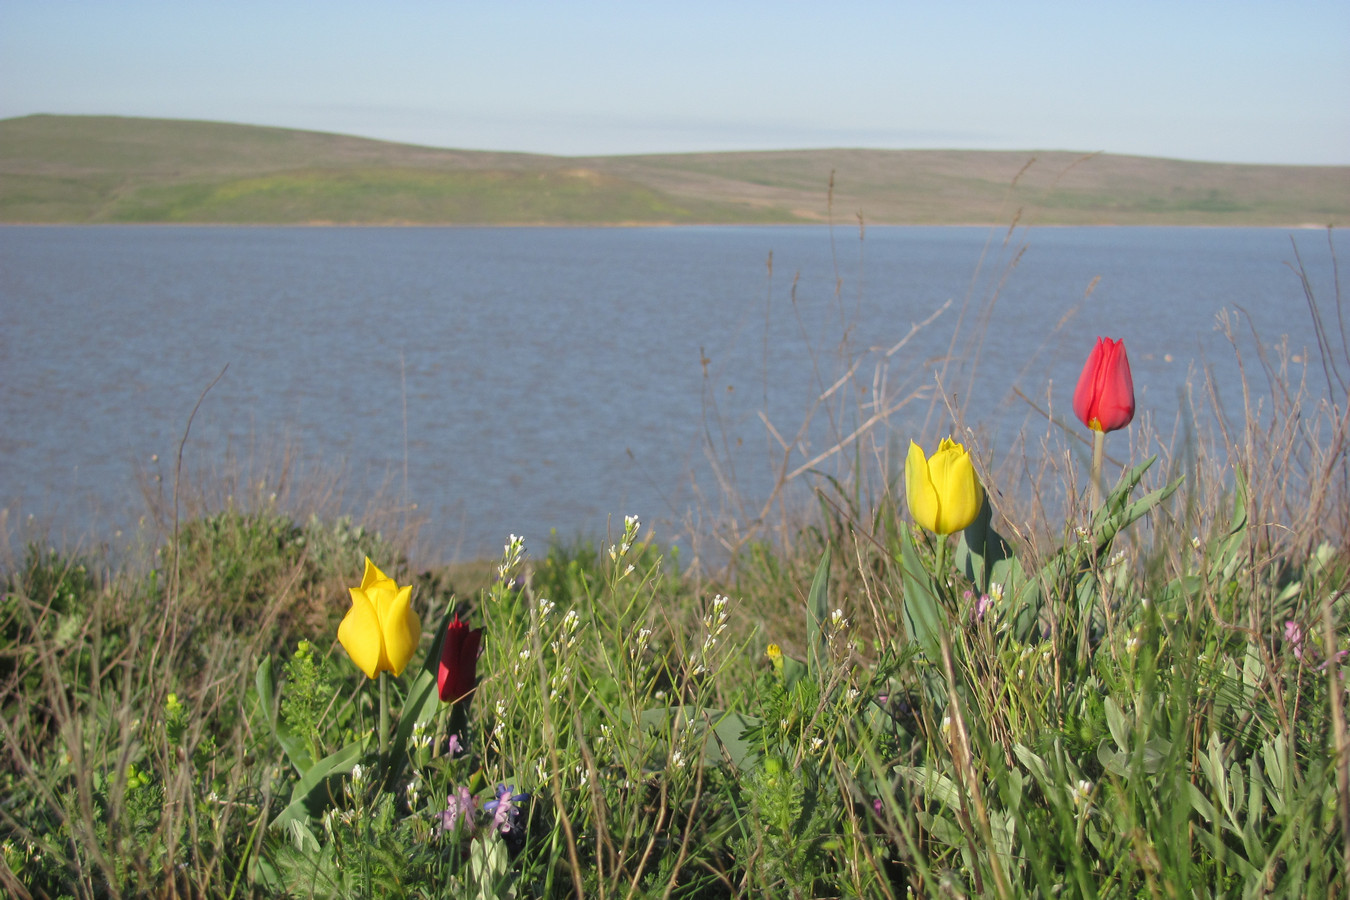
[3, 115, 1346, 227]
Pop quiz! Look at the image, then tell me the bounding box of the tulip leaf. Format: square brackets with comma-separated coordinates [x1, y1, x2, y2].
[994, 456, 1179, 645]
[253, 654, 313, 775]
[270, 738, 369, 831]
[778, 653, 809, 690]
[389, 666, 439, 779]
[955, 497, 1013, 593]
[896, 526, 943, 661]
[1090, 457, 1182, 550]
[387, 606, 454, 785]
[804, 546, 831, 683]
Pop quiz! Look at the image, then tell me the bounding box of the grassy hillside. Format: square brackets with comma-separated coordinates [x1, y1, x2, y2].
[2, 114, 1347, 225]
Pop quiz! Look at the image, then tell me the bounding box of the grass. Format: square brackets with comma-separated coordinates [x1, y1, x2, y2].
[2, 114, 1348, 225]
[1, 225, 1347, 898]
[102, 168, 797, 226]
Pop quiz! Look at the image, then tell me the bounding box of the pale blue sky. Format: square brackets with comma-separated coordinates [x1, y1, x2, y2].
[2, 1, 1347, 164]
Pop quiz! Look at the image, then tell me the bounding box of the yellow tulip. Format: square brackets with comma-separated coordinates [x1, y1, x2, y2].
[905, 438, 983, 534]
[338, 558, 422, 678]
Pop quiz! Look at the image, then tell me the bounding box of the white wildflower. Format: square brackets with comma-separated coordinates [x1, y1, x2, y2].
[703, 594, 730, 636]
[497, 534, 526, 580]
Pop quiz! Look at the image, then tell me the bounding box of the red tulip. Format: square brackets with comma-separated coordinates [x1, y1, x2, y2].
[1072, 337, 1135, 433]
[437, 614, 483, 704]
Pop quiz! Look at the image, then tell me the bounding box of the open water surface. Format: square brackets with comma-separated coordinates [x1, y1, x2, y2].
[1, 225, 1344, 561]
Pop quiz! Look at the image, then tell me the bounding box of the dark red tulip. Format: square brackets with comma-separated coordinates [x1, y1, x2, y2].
[437, 614, 482, 704]
[1073, 337, 1135, 433]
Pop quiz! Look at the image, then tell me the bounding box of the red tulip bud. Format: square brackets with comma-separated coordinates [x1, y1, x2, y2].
[438, 614, 483, 704]
[1073, 337, 1135, 433]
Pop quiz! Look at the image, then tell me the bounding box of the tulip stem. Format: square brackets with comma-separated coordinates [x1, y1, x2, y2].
[1089, 429, 1105, 512]
[935, 538, 950, 598]
[379, 671, 390, 760]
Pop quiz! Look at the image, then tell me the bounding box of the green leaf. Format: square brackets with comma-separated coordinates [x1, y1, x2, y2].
[1097, 736, 1172, 777]
[270, 738, 370, 831]
[1012, 743, 1054, 791]
[381, 604, 457, 785]
[896, 526, 942, 661]
[1089, 457, 1183, 553]
[895, 765, 963, 809]
[636, 706, 765, 770]
[1003, 456, 1178, 646]
[1103, 696, 1130, 752]
[254, 654, 313, 775]
[955, 497, 1013, 593]
[805, 546, 831, 684]
[1189, 783, 1218, 823]
[1193, 828, 1261, 881]
[706, 710, 766, 770]
[776, 653, 810, 691]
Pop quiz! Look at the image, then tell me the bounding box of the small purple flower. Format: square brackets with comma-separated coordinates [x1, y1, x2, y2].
[972, 594, 993, 625]
[446, 733, 463, 758]
[483, 783, 529, 834]
[438, 786, 477, 834]
[872, 798, 884, 816]
[1286, 620, 1348, 671]
[1286, 621, 1306, 661]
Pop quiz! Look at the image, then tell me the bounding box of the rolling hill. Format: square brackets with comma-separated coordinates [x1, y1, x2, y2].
[1, 114, 1346, 226]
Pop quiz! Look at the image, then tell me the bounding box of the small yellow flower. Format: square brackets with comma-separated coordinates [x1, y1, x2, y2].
[766, 643, 783, 672]
[338, 558, 422, 678]
[905, 438, 984, 534]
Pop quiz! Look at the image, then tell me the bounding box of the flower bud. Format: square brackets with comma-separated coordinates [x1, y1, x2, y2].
[1072, 337, 1135, 433]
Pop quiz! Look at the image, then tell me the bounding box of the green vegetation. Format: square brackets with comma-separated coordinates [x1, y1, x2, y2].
[2, 114, 1347, 225]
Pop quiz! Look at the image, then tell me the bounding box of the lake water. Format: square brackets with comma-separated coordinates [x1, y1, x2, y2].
[1, 225, 1344, 563]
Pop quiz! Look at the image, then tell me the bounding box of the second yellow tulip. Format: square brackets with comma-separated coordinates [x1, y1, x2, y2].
[905, 438, 983, 534]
